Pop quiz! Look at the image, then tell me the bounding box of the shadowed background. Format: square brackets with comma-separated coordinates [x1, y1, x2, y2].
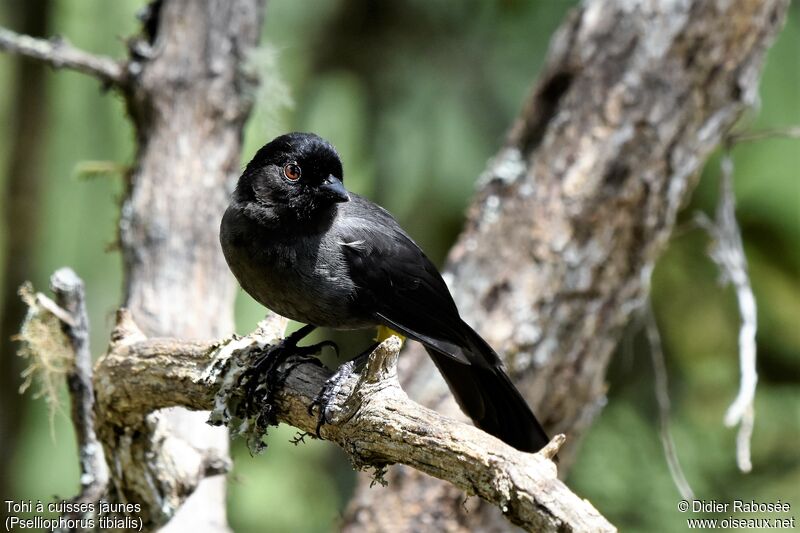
[0, 1, 797, 531]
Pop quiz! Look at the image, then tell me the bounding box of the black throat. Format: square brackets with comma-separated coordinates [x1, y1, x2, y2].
[234, 195, 339, 239]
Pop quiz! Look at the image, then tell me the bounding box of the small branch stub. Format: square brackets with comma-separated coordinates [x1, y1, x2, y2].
[539, 433, 565, 461]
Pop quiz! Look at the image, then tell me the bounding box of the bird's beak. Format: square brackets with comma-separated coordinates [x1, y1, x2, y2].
[320, 175, 350, 203]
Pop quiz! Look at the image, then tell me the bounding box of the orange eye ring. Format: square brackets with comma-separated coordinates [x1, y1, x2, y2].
[283, 162, 302, 181]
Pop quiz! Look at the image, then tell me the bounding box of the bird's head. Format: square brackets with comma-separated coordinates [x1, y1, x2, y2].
[234, 132, 349, 224]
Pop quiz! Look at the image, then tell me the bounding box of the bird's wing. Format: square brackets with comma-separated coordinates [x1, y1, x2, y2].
[337, 198, 548, 452]
[337, 198, 494, 367]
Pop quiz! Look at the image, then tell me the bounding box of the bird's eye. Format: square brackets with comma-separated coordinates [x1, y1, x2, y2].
[283, 163, 301, 182]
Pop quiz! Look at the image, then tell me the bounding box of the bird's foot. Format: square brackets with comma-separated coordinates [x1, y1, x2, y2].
[308, 359, 357, 437]
[308, 342, 378, 437]
[238, 325, 335, 428]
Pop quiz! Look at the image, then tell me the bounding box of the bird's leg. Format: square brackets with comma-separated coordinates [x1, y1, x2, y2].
[239, 324, 338, 427]
[248, 324, 314, 384]
[308, 341, 379, 437]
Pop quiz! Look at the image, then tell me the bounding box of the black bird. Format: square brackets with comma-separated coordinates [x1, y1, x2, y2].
[220, 132, 549, 453]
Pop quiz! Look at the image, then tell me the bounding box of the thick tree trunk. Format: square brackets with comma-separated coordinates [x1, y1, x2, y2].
[0, 1, 263, 529]
[343, 0, 789, 530]
[2, 0, 789, 530]
[105, 1, 264, 530]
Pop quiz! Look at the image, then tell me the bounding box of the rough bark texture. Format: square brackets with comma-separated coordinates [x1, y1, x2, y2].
[85, 311, 612, 532]
[50, 268, 109, 518]
[343, 0, 790, 530]
[19, 276, 614, 532]
[2, 0, 789, 530]
[1, 1, 265, 530]
[106, 1, 264, 530]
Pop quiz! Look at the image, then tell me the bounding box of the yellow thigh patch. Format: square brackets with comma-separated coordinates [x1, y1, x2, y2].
[376, 325, 406, 343]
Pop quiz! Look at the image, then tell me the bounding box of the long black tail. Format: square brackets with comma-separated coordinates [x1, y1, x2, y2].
[424, 331, 550, 453]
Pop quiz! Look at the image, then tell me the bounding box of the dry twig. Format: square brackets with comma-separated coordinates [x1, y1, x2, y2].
[49, 268, 109, 506]
[0, 27, 124, 86]
[695, 153, 758, 473]
[644, 303, 695, 499]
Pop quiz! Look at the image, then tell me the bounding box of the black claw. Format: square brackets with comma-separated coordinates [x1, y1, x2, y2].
[237, 325, 319, 428]
[307, 342, 380, 437]
[320, 340, 340, 358]
[314, 411, 327, 438]
[307, 397, 319, 417]
[290, 431, 309, 445]
[309, 358, 362, 438]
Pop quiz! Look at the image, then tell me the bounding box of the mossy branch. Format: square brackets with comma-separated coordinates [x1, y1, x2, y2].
[19, 280, 614, 533]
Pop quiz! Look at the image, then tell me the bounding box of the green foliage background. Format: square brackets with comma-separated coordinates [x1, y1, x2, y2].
[0, 2, 797, 532]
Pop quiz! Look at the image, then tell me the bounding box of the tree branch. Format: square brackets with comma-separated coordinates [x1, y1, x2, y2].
[15, 298, 607, 532]
[50, 268, 109, 508]
[0, 27, 124, 86]
[343, 1, 790, 529]
[727, 126, 800, 144]
[695, 152, 759, 473]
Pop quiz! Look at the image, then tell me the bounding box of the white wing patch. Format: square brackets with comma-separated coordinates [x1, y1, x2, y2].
[339, 239, 366, 251]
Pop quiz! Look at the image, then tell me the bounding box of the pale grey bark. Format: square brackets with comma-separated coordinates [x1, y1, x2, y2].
[3, 0, 789, 530]
[17, 298, 615, 532]
[1, 1, 265, 530]
[344, 0, 790, 530]
[50, 268, 109, 514]
[112, 1, 264, 530]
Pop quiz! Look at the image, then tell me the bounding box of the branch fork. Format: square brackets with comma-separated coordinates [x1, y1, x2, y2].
[18, 273, 614, 532]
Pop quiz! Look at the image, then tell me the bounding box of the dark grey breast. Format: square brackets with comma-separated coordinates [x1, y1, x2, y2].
[220, 200, 373, 329]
